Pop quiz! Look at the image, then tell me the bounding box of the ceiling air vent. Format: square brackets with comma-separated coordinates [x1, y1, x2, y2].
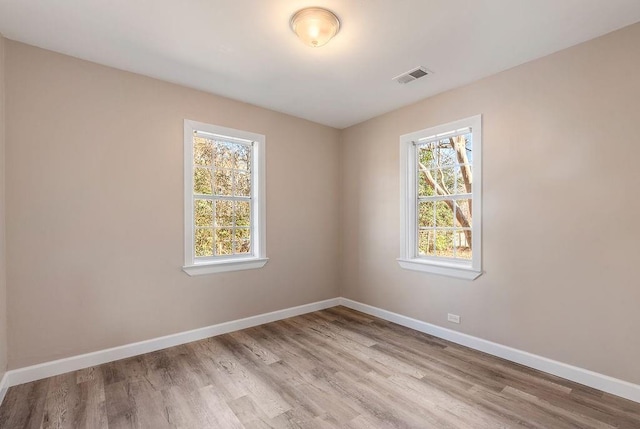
[393, 66, 432, 84]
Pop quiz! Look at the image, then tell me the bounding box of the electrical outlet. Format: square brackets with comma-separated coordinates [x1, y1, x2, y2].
[447, 313, 461, 324]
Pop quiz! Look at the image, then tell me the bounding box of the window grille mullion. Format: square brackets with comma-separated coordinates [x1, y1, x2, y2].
[419, 227, 470, 231]
[194, 195, 251, 201]
[418, 194, 471, 202]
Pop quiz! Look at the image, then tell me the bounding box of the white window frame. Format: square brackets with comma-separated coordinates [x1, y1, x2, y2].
[398, 114, 482, 280]
[182, 120, 268, 276]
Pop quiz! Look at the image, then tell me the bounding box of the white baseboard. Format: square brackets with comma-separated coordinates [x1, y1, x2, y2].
[338, 298, 640, 403]
[0, 372, 8, 406]
[2, 296, 638, 407]
[2, 298, 340, 391]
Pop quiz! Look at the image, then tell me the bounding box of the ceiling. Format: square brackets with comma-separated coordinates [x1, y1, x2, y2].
[1, 1, 639, 129]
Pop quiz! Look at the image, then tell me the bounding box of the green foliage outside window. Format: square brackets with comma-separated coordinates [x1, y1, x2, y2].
[193, 136, 252, 257]
[416, 135, 472, 260]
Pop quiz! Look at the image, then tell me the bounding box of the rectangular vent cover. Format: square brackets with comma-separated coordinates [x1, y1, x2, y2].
[393, 66, 432, 84]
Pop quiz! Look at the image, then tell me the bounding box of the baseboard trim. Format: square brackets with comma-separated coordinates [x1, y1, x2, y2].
[338, 298, 640, 403]
[0, 372, 8, 406]
[2, 298, 340, 390]
[2, 296, 638, 406]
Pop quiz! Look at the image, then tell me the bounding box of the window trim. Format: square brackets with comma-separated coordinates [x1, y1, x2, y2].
[182, 120, 268, 276]
[397, 114, 482, 280]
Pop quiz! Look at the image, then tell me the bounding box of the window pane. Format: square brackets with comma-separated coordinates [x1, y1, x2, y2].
[235, 228, 250, 240]
[418, 202, 435, 227]
[418, 144, 436, 170]
[455, 229, 472, 260]
[454, 199, 472, 228]
[194, 199, 213, 227]
[435, 201, 454, 228]
[236, 201, 250, 227]
[464, 134, 473, 164]
[235, 171, 251, 197]
[435, 230, 454, 257]
[235, 240, 251, 254]
[455, 165, 472, 194]
[426, 168, 455, 196]
[418, 171, 436, 197]
[215, 200, 233, 227]
[194, 168, 212, 195]
[437, 140, 457, 166]
[215, 228, 232, 241]
[418, 230, 435, 256]
[449, 135, 467, 164]
[437, 167, 456, 194]
[215, 228, 233, 255]
[195, 228, 213, 257]
[214, 142, 235, 169]
[429, 168, 441, 193]
[235, 145, 251, 170]
[214, 169, 232, 196]
[194, 138, 213, 166]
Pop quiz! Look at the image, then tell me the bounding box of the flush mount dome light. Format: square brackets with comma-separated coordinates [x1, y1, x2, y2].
[290, 7, 340, 47]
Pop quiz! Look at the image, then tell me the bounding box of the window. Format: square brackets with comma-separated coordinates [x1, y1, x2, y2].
[183, 120, 267, 276]
[398, 115, 482, 280]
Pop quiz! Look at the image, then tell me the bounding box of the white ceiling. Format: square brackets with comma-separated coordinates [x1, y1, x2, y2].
[1, 1, 639, 129]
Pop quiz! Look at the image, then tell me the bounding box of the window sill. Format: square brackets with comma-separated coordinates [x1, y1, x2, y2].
[183, 257, 269, 276]
[397, 258, 482, 280]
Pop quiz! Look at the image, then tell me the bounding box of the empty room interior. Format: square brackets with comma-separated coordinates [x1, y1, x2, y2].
[0, 0, 640, 427]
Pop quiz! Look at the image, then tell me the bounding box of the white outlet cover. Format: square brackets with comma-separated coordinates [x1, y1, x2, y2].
[448, 313, 461, 324]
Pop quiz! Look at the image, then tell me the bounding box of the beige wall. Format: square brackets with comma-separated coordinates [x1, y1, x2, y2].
[341, 23, 640, 384]
[3, 22, 640, 387]
[4, 41, 341, 369]
[0, 34, 7, 380]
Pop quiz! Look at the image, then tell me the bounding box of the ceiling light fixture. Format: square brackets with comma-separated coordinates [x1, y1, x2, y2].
[290, 7, 340, 48]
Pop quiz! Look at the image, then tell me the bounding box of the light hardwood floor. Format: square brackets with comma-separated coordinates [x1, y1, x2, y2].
[1, 306, 639, 428]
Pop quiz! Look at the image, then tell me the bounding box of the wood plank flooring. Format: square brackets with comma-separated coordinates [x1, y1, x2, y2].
[1, 306, 639, 428]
